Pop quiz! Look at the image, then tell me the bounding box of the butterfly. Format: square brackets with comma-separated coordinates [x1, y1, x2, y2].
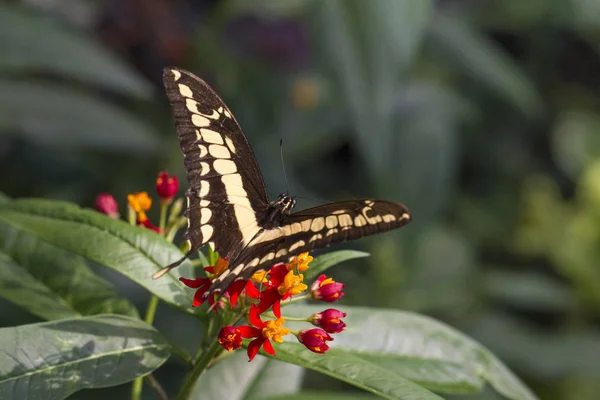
[154, 67, 412, 302]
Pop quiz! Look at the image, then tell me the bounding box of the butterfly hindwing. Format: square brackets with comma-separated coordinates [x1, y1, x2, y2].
[208, 199, 411, 295]
[162, 68, 270, 261]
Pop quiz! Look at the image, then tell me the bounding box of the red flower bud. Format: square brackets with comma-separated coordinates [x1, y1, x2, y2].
[310, 274, 345, 302]
[156, 172, 179, 204]
[297, 328, 333, 354]
[95, 193, 119, 218]
[312, 308, 347, 333]
[218, 326, 243, 351]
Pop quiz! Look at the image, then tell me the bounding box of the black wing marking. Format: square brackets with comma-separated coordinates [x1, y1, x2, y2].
[205, 199, 411, 298]
[161, 67, 270, 269]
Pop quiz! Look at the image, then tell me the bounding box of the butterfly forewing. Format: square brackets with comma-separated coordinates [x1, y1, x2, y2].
[162, 68, 270, 261]
[208, 199, 411, 295]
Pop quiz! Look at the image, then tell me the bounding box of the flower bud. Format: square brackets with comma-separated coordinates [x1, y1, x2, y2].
[311, 308, 347, 333]
[310, 274, 345, 302]
[218, 326, 243, 351]
[95, 193, 119, 218]
[297, 328, 333, 354]
[156, 172, 179, 204]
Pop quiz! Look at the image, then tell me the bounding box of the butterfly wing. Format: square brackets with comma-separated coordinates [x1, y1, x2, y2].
[161, 67, 270, 268]
[207, 199, 411, 297]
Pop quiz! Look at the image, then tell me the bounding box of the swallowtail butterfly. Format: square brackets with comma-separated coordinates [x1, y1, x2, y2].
[156, 67, 412, 301]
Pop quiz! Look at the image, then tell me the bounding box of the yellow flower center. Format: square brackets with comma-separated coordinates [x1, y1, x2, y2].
[262, 318, 290, 343]
[286, 252, 312, 272]
[213, 256, 229, 276]
[320, 277, 335, 287]
[278, 271, 307, 296]
[128, 192, 152, 213]
[251, 269, 268, 283]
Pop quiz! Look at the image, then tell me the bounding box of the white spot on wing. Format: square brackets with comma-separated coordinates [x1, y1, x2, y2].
[171, 69, 182, 81]
[221, 173, 260, 245]
[354, 215, 367, 227]
[198, 145, 207, 157]
[326, 228, 339, 236]
[276, 248, 288, 257]
[310, 217, 325, 232]
[209, 144, 231, 159]
[325, 216, 338, 229]
[200, 162, 210, 176]
[201, 225, 213, 242]
[178, 84, 193, 98]
[309, 233, 322, 242]
[199, 180, 210, 197]
[225, 137, 236, 153]
[200, 199, 210, 207]
[289, 240, 306, 252]
[200, 129, 224, 144]
[383, 214, 396, 223]
[260, 252, 275, 264]
[213, 159, 237, 175]
[192, 114, 210, 127]
[338, 214, 353, 227]
[201, 208, 212, 224]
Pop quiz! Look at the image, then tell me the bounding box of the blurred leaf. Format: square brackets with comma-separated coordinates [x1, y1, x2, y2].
[227, 0, 315, 17]
[0, 243, 138, 320]
[264, 393, 379, 400]
[467, 313, 600, 379]
[551, 110, 600, 179]
[428, 12, 543, 117]
[484, 270, 575, 312]
[0, 81, 160, 153]
[194, 351, 304, 400]
[278, 306, 537, 400]
[315, 0, 433, 173]
[0, 5, 152, 97]
[0, 314, 170, 400]
[303, 250, 370, 282]
[0, 199, 194, 313]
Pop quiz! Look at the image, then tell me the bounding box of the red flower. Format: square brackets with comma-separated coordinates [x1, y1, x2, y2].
[179, 276, 212, 307]
[238, 305, 290, 361]
[311, 308, 347, 333]
[257, 264, 307, 317]
[218, 326, 243, 351]
[297, 328, 333, 354]
[138, 216, 161, 233]
[95, 193, 119, 218]
[310, 274, 345, 302]
[156, 172, 179, 204]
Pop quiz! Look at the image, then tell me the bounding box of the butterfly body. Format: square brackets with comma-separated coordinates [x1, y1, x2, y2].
[158, 67, 412, 300]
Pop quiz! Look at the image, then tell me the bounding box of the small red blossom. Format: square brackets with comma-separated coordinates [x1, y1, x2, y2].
[257, 264, 307, 317]
[138, 214, 161, 232]
[156, 171, 179, 204]
[311, 308, 347, 333]
[297, 328, 333, 354]
[179, 276, 212, 307]
[95, 193, 119, 218]
[310, 274, 345, 302]
[238, 305, 290, 361]
[218, 326, 243, 351]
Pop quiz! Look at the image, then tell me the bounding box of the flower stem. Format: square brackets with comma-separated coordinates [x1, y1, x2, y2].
[131, 283, 161, 400]
[176, 340, 222, 400]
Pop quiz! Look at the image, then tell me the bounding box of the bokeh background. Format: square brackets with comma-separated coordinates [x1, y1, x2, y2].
[2, 0, 600, 399]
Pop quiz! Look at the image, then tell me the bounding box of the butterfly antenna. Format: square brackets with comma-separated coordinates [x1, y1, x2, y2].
[280, 139, 290, 195]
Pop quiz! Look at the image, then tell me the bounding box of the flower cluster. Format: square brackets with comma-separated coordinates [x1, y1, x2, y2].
[180, 251, 347, 361]
[94, 171, 183, 236]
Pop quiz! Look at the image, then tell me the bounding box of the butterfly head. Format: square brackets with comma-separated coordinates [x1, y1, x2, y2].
[274, 193, 296, 215]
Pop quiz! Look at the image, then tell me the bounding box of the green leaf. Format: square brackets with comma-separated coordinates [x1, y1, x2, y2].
[303, 250, 370, 282]
[0, 314, 170, 400]
[0, 199, 195, 313]
[0, 81, 160, 153]
[0, 5, 151, 97]
[0, 222, 139, 319]
[275, 305, 538, 400]
[192, 351, 304, 400]
[264, 393, 379, 400]
[428, 12, 543, 118]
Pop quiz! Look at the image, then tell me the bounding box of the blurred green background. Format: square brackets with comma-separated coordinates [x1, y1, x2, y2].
[2, 0, 600, 399]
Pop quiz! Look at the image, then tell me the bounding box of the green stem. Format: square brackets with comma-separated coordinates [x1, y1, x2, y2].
[176, 340, 223, 400]
[132, 285, 161, 399]
[159, 203, 168, 233]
